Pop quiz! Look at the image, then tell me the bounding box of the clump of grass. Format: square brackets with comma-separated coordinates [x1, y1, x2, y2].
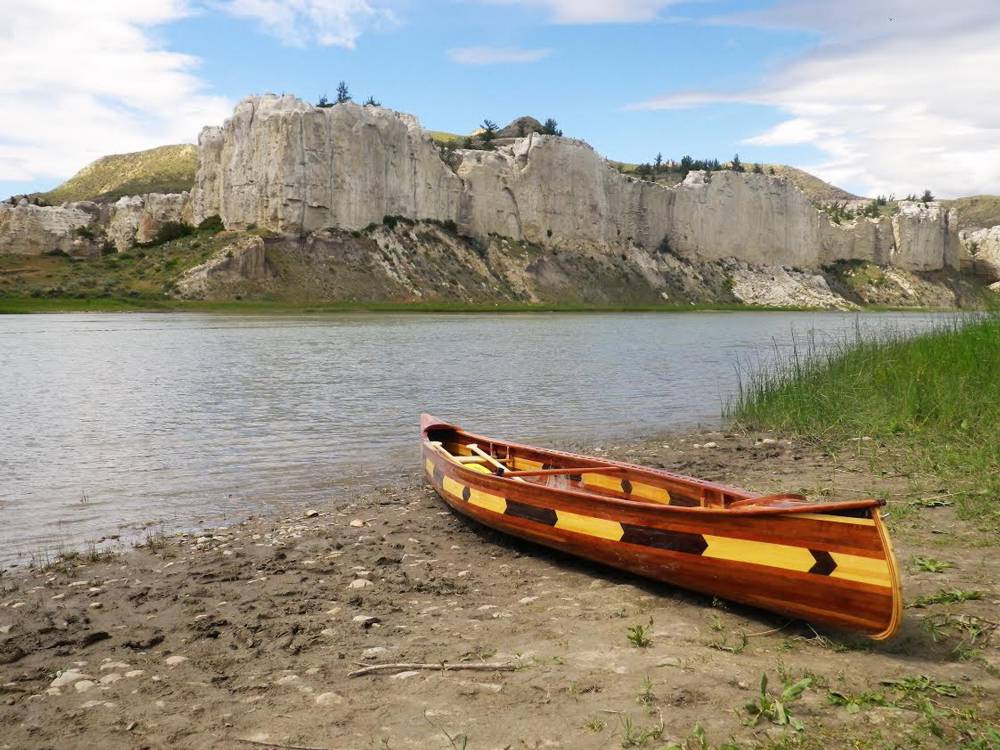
[627, 619, 653, 648]
[910, 589, 984, 608]
[727, 315, 1000, 530]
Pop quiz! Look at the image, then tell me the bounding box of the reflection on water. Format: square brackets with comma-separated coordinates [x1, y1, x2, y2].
[0, 311, 952, 564]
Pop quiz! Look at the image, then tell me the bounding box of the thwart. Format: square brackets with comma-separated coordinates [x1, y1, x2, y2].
[421, 414, 902, 640]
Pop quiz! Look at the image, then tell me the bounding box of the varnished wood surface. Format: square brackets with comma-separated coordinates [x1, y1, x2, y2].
[420, 414, 903, 639]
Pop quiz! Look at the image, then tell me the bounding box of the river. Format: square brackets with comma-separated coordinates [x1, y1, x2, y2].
[0, 311, 953, 565]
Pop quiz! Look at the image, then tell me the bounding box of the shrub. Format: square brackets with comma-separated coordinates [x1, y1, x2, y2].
[139, 221, 193, 247]
[74, 225, 96, 241]
[197, 214, 224, 233]
[542, 118, 562, 136]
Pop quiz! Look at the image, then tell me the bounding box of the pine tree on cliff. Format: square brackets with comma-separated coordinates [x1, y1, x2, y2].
[731, 154, 744, 172]
[336, 81, 351, 104]
[542, 118, 562, 136]
[654, 153, 663, 173]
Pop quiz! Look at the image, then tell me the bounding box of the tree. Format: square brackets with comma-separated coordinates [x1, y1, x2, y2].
[317, 94, 334, 109]
[752, 162, 764, 174]
[731, 153, 744, 172]
[654, 153, 663, 172]
[679, 155, 695, 175]
[921, 189, 935, 203]
[363, 95, 381, 107]
[542, 118, 562, 136]
[480, 119, 499, 143]
[336, 81, 351, 104]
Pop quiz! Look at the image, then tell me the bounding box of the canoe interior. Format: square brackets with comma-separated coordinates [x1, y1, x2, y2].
[425, 424, 872, 516]
[422, 417, 903, 640]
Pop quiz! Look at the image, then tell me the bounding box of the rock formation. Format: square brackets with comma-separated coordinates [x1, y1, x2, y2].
[960, 225, 1000, 281]
[0, 199, 101, 257]
[175, 235, 271, 298]
[191, 95, 963, 274]
[0, 192, 192, 256]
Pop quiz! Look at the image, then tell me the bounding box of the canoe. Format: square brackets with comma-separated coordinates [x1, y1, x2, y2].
[421, 414, 902, 640]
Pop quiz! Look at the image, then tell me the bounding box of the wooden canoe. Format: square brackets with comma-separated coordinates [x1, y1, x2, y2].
[421, 414, 902, 640]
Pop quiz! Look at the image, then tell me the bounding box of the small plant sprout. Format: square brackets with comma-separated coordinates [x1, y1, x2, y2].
[744, 672, 813, 731]
[636, 675, 656, 709]
[627, 619, 653, 648]
[912, 556, 954, 573]
[583, 717, 607, 733]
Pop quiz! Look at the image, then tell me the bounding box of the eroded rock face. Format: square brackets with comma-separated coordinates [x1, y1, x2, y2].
[960, 225, 1000, 281]
[192, 95, 462, 234]
[190, 95, 962, 274]
[175, 235, 271, 299]
[106, 193, 191, 252]
[0, 202, 101, 257]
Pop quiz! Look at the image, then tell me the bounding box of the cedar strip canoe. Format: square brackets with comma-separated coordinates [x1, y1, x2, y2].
[421, 414, 902, 640]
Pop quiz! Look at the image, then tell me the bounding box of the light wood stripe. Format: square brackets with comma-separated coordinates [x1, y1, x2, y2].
[582, 473, 671, 504]
[795, 512, 875, 526]
[469, 488, 507, 514]
[704, 534, 815, 572]
[830, 552, 892, 587]
[554, 510, 624, 541]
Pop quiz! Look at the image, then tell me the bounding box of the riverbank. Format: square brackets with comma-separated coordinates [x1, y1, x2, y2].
[2, 430, 997, 750]
[0, 295, 816, 315]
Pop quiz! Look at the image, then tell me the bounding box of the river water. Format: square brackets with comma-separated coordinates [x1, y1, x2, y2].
[0, 311, 952, 565]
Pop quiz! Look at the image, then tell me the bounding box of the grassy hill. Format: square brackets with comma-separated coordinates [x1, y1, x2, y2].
[37, 144, 197, 204]
[943, 195, 1000, 231]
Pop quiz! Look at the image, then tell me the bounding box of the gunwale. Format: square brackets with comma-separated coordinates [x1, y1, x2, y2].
[421, 414, 903, 640]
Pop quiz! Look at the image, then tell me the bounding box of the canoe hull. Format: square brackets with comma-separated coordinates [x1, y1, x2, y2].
[421, 430, 902, 640]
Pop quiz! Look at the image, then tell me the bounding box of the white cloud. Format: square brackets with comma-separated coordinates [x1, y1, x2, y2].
[216, 0, 394, 48]
[0, 1, 230, 189]
[479, 0, 681, 24]
[627, 0, 1000, 198]
[447, 46, 552, 65]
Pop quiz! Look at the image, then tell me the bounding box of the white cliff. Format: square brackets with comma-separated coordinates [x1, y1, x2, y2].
[191, 95, 961, 274]
[960, 225, 1000, 281]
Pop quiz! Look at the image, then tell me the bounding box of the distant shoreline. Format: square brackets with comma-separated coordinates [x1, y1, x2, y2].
[0, 295, 961, 315]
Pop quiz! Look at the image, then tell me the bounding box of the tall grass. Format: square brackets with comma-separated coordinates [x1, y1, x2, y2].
[727, 314, 1000, 526]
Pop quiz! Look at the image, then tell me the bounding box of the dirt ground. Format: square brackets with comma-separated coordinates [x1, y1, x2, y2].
[1, 431, 998, 750]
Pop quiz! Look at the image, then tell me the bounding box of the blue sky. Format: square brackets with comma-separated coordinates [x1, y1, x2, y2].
[3, 1, 1000, 200]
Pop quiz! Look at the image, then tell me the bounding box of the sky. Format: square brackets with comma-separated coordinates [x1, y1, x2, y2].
[2, 0, 1000, 201]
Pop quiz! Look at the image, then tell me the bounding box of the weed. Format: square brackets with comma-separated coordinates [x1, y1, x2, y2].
[636, 675, 656, 709]
[912, 556, 954, 573]
[583, 717, 607, 733]
[709, 630, 748, 655]
[743, 673, 812, 731]
[910, 589, 984, 608]
[618, 712, 664, 748]
[827, 689, 889, 713]
[627, 619, 653, 648]
[881, 675, 960, 699]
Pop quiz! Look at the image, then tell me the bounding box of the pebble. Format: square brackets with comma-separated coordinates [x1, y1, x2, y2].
[352, 615, 380, 627]
[51, 594, 65, 601]
[657, 657, 681, 668]
[276, 674, 299, 685]
[347, 578, 372, 589]
[315, 692, 344, 706]
[165, 655, 188, 667]
[304, 509, 319, 518]
[390, 670, 421, 680]
[100, 661, 130, 672]
[45, 687, 61, 696]
[89, 602, 103, 609]
[305, 667, 321, 676]
[519, 596, 539, 604]
[99, 673, 121, 685]
[68, 581, 89, 588]
[0, 624, 11, 634]
[74, 680, 97, 693]
[349, 519, 366, 528]
[361, 647, 388, 660]
[702, 441, 718, 449]
[125, 670, 145, 678]
[51, 670, 91, 689]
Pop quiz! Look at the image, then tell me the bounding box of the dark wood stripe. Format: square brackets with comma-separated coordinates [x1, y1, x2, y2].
[809, 549, 837, 576]
[620, 524, 707, 555]
[504, 499, 557, 526]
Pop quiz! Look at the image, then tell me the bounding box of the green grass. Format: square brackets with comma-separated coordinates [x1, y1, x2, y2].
[727, 315, 1000, 529]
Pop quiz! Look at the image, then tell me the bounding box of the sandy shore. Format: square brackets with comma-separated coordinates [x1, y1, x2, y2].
[1, 430, 998, 749]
